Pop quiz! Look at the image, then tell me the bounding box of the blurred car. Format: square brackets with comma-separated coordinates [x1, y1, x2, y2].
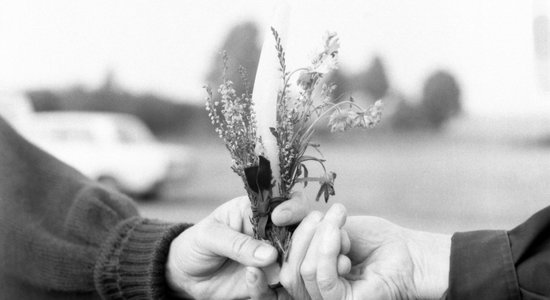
[24, 112, 194, 198]
[0, 91, 34, 132]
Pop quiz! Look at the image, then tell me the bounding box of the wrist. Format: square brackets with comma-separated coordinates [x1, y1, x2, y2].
[405, 229, 451, 299]
[166, 233, 194, 299]
[95, 219, 191, 300]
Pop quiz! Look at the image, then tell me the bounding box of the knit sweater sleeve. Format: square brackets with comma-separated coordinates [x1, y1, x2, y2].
[0, 117, 192, 299]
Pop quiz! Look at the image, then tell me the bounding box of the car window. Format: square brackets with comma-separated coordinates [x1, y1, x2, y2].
[116, 118, 154, 144]
[47, 128, 95, 143]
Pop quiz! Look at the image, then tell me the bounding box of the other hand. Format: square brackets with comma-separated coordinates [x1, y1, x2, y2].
[165, 193, 308, 299]
[282, 214, 451, 300]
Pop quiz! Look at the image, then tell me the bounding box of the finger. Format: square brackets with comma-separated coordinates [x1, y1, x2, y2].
[213, 196, 254, 236]
[340, 229, 351, 255]
[299, 205, 345, 300]
[283, 211, 323, 269]
[317, 223, 346, 299]
[246, 267, 278, 300]
[336, 230, 351, 276]
[262, 263, 281, 286]
[203, 223, 277, 266]
[275, 288, 294, 300]
[322, 203, 347, 228]
[280, 211, 323, 299]
[300, 224, 326, 300]
[271, 191, 309, 226]
[354, 273, 394, 299]
[337, 254, 352, 276]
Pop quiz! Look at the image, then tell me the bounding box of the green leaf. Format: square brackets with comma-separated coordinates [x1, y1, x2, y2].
[301, 164, 309, 187]
[270, 127, 278, 138]
[315, 186, 325, 202]
[309, 143, 324, 157]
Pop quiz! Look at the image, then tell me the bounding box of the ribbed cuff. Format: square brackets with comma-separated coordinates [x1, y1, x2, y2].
[448, 230, 520, 300]
[94, 217, 191, 300]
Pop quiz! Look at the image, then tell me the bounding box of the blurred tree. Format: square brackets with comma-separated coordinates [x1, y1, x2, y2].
[27, 78, 211, 139]
[101, 69, 120, 92]
[359, 56, 389, 100]
[421, 70, 461, 128]
[391, 71, 461, 131]
[206, 21, 261, 96]
[390, 95, 430, 130]
[26, 90, 61, 111]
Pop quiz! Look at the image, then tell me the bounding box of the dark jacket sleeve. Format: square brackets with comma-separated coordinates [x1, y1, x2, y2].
[448, 206, 550, 300]
[0, 117, 192, 299]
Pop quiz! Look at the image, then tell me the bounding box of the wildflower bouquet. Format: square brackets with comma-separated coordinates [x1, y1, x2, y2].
[205, 28, 382, 263]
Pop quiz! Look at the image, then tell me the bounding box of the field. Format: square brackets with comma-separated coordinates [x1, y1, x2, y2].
[138, 115, 550, 233]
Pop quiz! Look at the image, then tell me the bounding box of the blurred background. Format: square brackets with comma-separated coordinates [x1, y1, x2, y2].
[1, 0, 549, 233]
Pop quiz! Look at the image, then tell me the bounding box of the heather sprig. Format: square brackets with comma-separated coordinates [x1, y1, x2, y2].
[205, 51, 258, 180]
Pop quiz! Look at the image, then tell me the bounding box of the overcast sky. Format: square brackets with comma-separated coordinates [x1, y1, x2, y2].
[1, 0, 548, 115]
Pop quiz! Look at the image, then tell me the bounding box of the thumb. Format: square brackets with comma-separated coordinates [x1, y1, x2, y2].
[359, 274, 396, 299]
[203, 222, 278, 266]
[246, 267, 278, 300]
[247, 267, 293, 300]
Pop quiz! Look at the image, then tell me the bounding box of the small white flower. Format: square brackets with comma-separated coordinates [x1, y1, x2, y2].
[348, 111, 363, 128]
[329, 109, 352, 132]
[361, 100, 383, 128]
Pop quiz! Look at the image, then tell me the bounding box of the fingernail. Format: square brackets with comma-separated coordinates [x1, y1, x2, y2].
[254, 245, 275, 261]
[276, 209, 291, 224]
[246, 268, 257, 283]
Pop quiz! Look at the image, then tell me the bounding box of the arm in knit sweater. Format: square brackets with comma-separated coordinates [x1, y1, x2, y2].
[0, 117, 191, 299]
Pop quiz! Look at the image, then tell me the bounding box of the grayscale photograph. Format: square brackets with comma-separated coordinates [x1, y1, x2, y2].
[1, 0, 549, 299]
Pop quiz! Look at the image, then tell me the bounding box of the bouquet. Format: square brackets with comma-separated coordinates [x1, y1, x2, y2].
[205, 28, 383, 264]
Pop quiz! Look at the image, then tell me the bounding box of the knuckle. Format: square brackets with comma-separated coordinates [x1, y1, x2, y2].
[300, 262, 317, 281]
[317, 276, 338, 292]
[230, 235, 251, 258]
[307, 211, 323, 223]
[278, 269, 293, 288]
[291, 190, 307, 202]
[319, 222, 336, 235]
[337, 255, 352, 274]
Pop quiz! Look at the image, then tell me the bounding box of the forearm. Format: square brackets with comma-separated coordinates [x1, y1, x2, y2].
[0, 117, 191, 298]
[95, 218, 191, 299]
[447, 206, 550, 299]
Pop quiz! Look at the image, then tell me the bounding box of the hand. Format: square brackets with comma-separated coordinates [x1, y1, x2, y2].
[282, 215, 452, 300]
[245, 204, 352, 300]
[165, 193, 308, 300]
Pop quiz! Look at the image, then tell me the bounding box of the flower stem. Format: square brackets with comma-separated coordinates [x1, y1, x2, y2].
[303, 100, 364, 136]
[295, 177, 324, 183]
[280, 68, 310, 99]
